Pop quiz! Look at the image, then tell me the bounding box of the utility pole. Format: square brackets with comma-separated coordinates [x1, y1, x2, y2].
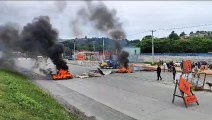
[151, 30, 156, 64]
[103, 37, 105, 60]
[74, 40, 76, 61]
[93, 41, 95, 52]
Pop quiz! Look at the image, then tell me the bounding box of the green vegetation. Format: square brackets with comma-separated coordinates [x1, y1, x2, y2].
[61, 37, 132, 53]
[61, 31, 212, 53]
[0, 69, 79, 120]
[61, 37, 112, 52]
[136, 31, 212, 53]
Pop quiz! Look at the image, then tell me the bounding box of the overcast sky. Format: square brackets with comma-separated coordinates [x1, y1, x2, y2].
[1, 1, 212, 40]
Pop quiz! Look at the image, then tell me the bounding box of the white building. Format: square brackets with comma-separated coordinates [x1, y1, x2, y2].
[123, 47, 141, 62]
[123, 47, 141, 55]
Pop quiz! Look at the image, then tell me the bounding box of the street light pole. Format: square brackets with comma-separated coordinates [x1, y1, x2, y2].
[74, 40, 76, 61]
[93, 41, 95, 52]
[103, 37, 105, 60]
[151, 30, 156, 64]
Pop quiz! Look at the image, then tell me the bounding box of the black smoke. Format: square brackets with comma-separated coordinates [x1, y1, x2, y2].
[71, 1, 126, 40]
[48, 43, 68, 70]
[70, 19, 82, 37]
[0, 16, 68, 71]
[0, 23, 20, 69]
[20, 16, 68, 70]
[20, 16, 57, 56]
[54, 1, 67, 13]
[0, 23, 20, 50]
[72, 1, 129, 68]
[118, 51, 129, 68]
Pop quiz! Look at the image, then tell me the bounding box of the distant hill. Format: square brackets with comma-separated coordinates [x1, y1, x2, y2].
[59, 37, 137, 52]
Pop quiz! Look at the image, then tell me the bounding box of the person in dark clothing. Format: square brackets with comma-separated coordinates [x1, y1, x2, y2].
[192, 62, 195, 69]
[157, 65, 162, 80]
[170, 61, 174, 72]
[172, 66, 176, 80]
[197, 62, 201, 69]
[167, 63, 170, 72]
[180, 60, 184, 71]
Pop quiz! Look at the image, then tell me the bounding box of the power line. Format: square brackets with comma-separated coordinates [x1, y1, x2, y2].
[157, 23, 212, 31]
[127, 30, 150, 36]
[127, 23, 212, 37]
[70, 23, 212, 39]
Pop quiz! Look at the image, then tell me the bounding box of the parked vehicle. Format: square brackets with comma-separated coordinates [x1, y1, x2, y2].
[64, 56, 73, 60]
[99, 60, 119, 69]
[67, 56, 73, 60]
[174, 61, 182, 67]
[199, 61, 207, 65]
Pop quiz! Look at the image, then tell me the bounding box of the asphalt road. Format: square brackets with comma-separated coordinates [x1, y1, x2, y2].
[15, 59, 212, 120]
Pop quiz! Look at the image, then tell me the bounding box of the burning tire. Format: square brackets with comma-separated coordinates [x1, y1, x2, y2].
[118, 67, 132, 73]
[52, 69, 74, 80]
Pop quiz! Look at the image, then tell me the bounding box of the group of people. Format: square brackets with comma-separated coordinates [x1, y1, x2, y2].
[156, 60, 209, 81]
[156, 61, 176, 81]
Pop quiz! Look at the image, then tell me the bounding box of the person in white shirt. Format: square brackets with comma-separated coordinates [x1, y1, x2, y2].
[163, 62, 167, 72]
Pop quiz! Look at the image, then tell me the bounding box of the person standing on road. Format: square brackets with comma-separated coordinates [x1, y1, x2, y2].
[197, 62, 201, 69]
[157, 65, 162, 80]
[163, 62, 166, 72]
[172, 66, 176, 81]
[180, 60, 184, 72]
[167, 63, 170, 72]
[193, 65, 198, 77]
[170, 61, 174, 72]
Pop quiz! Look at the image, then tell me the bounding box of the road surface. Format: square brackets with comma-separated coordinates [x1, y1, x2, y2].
[16, 60, 212, 120]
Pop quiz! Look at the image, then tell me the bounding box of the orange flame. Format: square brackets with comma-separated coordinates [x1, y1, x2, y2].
[118, 67, 132, 73]
[52, 69, 74, 80]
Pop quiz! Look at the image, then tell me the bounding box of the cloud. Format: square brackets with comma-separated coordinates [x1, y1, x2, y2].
[0, 1, 212, 40]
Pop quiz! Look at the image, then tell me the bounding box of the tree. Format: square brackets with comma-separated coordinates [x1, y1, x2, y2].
[142, 35, 152, 40]
[180, 31, 186, 37]
[168, 31, 180, 40]
[138, 39, 152, 53]
[128, 39, 140, 46]
[189, 31, 194, 35]
[154, 39, 170, 53]
[62, 40, 74, 50]
[137, 34, 212, 53]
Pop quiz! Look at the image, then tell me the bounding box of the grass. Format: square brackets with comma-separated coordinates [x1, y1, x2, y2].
[0, 69, 79, 120]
